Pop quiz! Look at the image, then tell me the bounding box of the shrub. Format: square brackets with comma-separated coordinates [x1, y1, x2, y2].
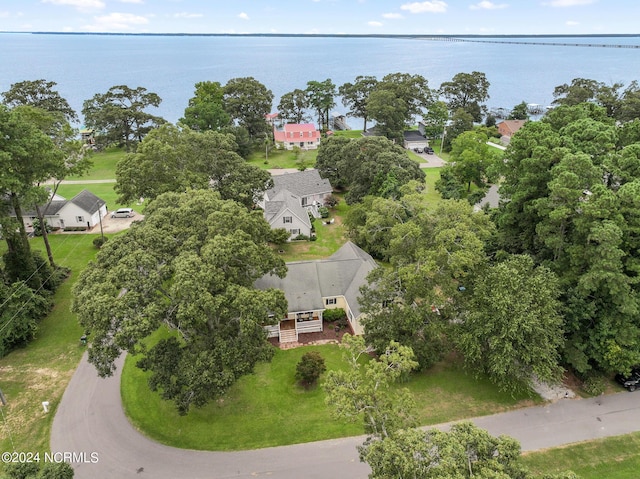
[295, 351, 326, 387]
[582, 373, 607, 396]
[93, 236, 109, 249]
[323, 308, 346, 322]
[324, 194, 340, 208]
[32, 218, 51, 237]
[318, 206, 330, 218]
[293, 233, 310, 241]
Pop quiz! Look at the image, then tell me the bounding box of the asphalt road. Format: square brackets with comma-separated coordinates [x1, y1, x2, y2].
[51, 353, 640, 479]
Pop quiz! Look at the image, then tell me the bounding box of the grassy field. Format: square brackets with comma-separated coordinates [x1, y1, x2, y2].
[67, 147, 125, 180]
[274, 194, 350, 262]
[0, 234, 102, 456]
[522, 432, 640, 479]
[248, 147, 318, 170]
[121, 342, 535, 451]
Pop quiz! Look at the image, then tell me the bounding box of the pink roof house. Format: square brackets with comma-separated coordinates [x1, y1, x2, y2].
[273, 123, 321, 150]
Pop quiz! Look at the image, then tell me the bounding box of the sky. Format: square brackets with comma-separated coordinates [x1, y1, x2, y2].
[0, 0, 639, 36]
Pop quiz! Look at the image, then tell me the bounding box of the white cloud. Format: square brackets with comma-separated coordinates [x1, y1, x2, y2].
[42, 0, 105, 11]
[400, 1, 447, 14]
[0, 11, 9, 18]
[544, 0, 596, 6]
[238, 12, 249, 20]
[118, 0, 144, 3]
[172, 12, 203, 19]
[566, 20, 579, 25]
[470, 1, 508, 10]
[368, 21, 383, 27]
[85, 12, 148, 31]
[382, 12, 403, 19]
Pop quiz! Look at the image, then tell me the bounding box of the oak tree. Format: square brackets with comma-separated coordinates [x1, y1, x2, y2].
[72, 190, 288, 414]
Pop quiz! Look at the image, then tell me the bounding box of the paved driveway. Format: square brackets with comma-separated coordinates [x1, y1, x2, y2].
[51, 354, 640, 479]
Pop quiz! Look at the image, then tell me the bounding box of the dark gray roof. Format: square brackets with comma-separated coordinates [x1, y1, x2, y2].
[403, 129, 427, 142]
[255, 241, 377, 316]
[266, 169, 332, 200]
[20, 200, 67, 217]
[264, 189, 311, 228]
[69, 189, 105, 214]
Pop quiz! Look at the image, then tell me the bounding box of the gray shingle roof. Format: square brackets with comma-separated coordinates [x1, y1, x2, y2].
[255, 241, 377, 316]
[264, 189, 311, 229]
[69, 189, 106, 214]
[266, 169, 332, 200]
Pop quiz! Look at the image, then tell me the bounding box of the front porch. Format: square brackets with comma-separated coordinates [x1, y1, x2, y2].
[265, 313, 324, 344]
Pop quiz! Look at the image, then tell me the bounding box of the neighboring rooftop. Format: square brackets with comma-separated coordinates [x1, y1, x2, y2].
[255, 241, 377, 317]
[266, 169, 332, 200]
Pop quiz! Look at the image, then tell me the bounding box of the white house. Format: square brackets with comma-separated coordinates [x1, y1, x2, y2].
[263, 189, 312, 240]
[18, 189, 107, 231]
[255, 242, 378, 343]
[273, 123, 321, 150]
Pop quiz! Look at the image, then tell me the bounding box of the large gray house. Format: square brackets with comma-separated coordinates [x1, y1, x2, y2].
[260, 169, 333, 240]
[255, 241, 377, 343]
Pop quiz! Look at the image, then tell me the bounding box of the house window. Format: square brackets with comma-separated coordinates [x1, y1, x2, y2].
[76, 216, 84, 223]
[325, 298, 337, 306]
[283, 216, 292, 223]
[300, 131, 304, 137]
[290, 229, 299, 235]
[296, 311, 314, 322]
[301, 197, 308, 206]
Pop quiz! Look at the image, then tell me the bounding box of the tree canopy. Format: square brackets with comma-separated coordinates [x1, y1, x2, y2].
[72, 190, 288, 413]
[114, 123, 272, 208]
[223, 77, 273, 138]
[179, 81, 230, 132]
[2, 79, 78, 125]
[338, 75, 378, 131]
[277, 88, 309, 124]
[82, 85, 165, 150]
[315, 135, 425, 204]
[495, 102, 640, 375]
[306, 79, 336, 131]
[439, 71, 490, 122]
[457, 255, 564, 392]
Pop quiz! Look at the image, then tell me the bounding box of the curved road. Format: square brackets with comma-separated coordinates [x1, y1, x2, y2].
[52, 354, 640, 479]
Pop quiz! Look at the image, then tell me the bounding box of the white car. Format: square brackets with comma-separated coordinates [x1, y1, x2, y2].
[111, 208, 135, 218]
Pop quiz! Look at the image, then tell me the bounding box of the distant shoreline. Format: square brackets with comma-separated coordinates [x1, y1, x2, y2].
[1, 31, 639, 39]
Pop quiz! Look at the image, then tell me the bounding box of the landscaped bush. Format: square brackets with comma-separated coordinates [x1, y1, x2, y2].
[63, 226, 87, 232]
[324, 194, 340, 208]
[318, 206, 330, 218]
[323, 308, 346, 322]
[93, 236, 109, 249]
[293, 233, 310, 241]
[295, 351, 326, 387]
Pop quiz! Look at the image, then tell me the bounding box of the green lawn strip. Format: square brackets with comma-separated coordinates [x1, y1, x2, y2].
[521, 432, 640, 479]
[67, 146, 125, 181]
[420, 167, 443, 205]
[275, 194, 350, 262]
[56, 183, 141, 212]
[121, 342, 536, 451]
[408, 358, 540, 426]
[332, 130, 363, 139]
[121, 342, 363, 451]
[0, 235, 101, 457]
[248, 148, 318, 170]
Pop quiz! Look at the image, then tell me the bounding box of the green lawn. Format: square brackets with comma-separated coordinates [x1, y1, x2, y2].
[121, 342, 536, 451]
[67, 147, 125, 180]
[421, 167, 443, 206]
[522, 432, 640, 479]
[248, 147, 318, 170]
[274, 194, 350, 262]
[333, 129, 363, 139]
[0, 235, 103, 456]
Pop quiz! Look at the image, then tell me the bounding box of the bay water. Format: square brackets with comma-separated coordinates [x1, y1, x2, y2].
[1, 33, 639, 127]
